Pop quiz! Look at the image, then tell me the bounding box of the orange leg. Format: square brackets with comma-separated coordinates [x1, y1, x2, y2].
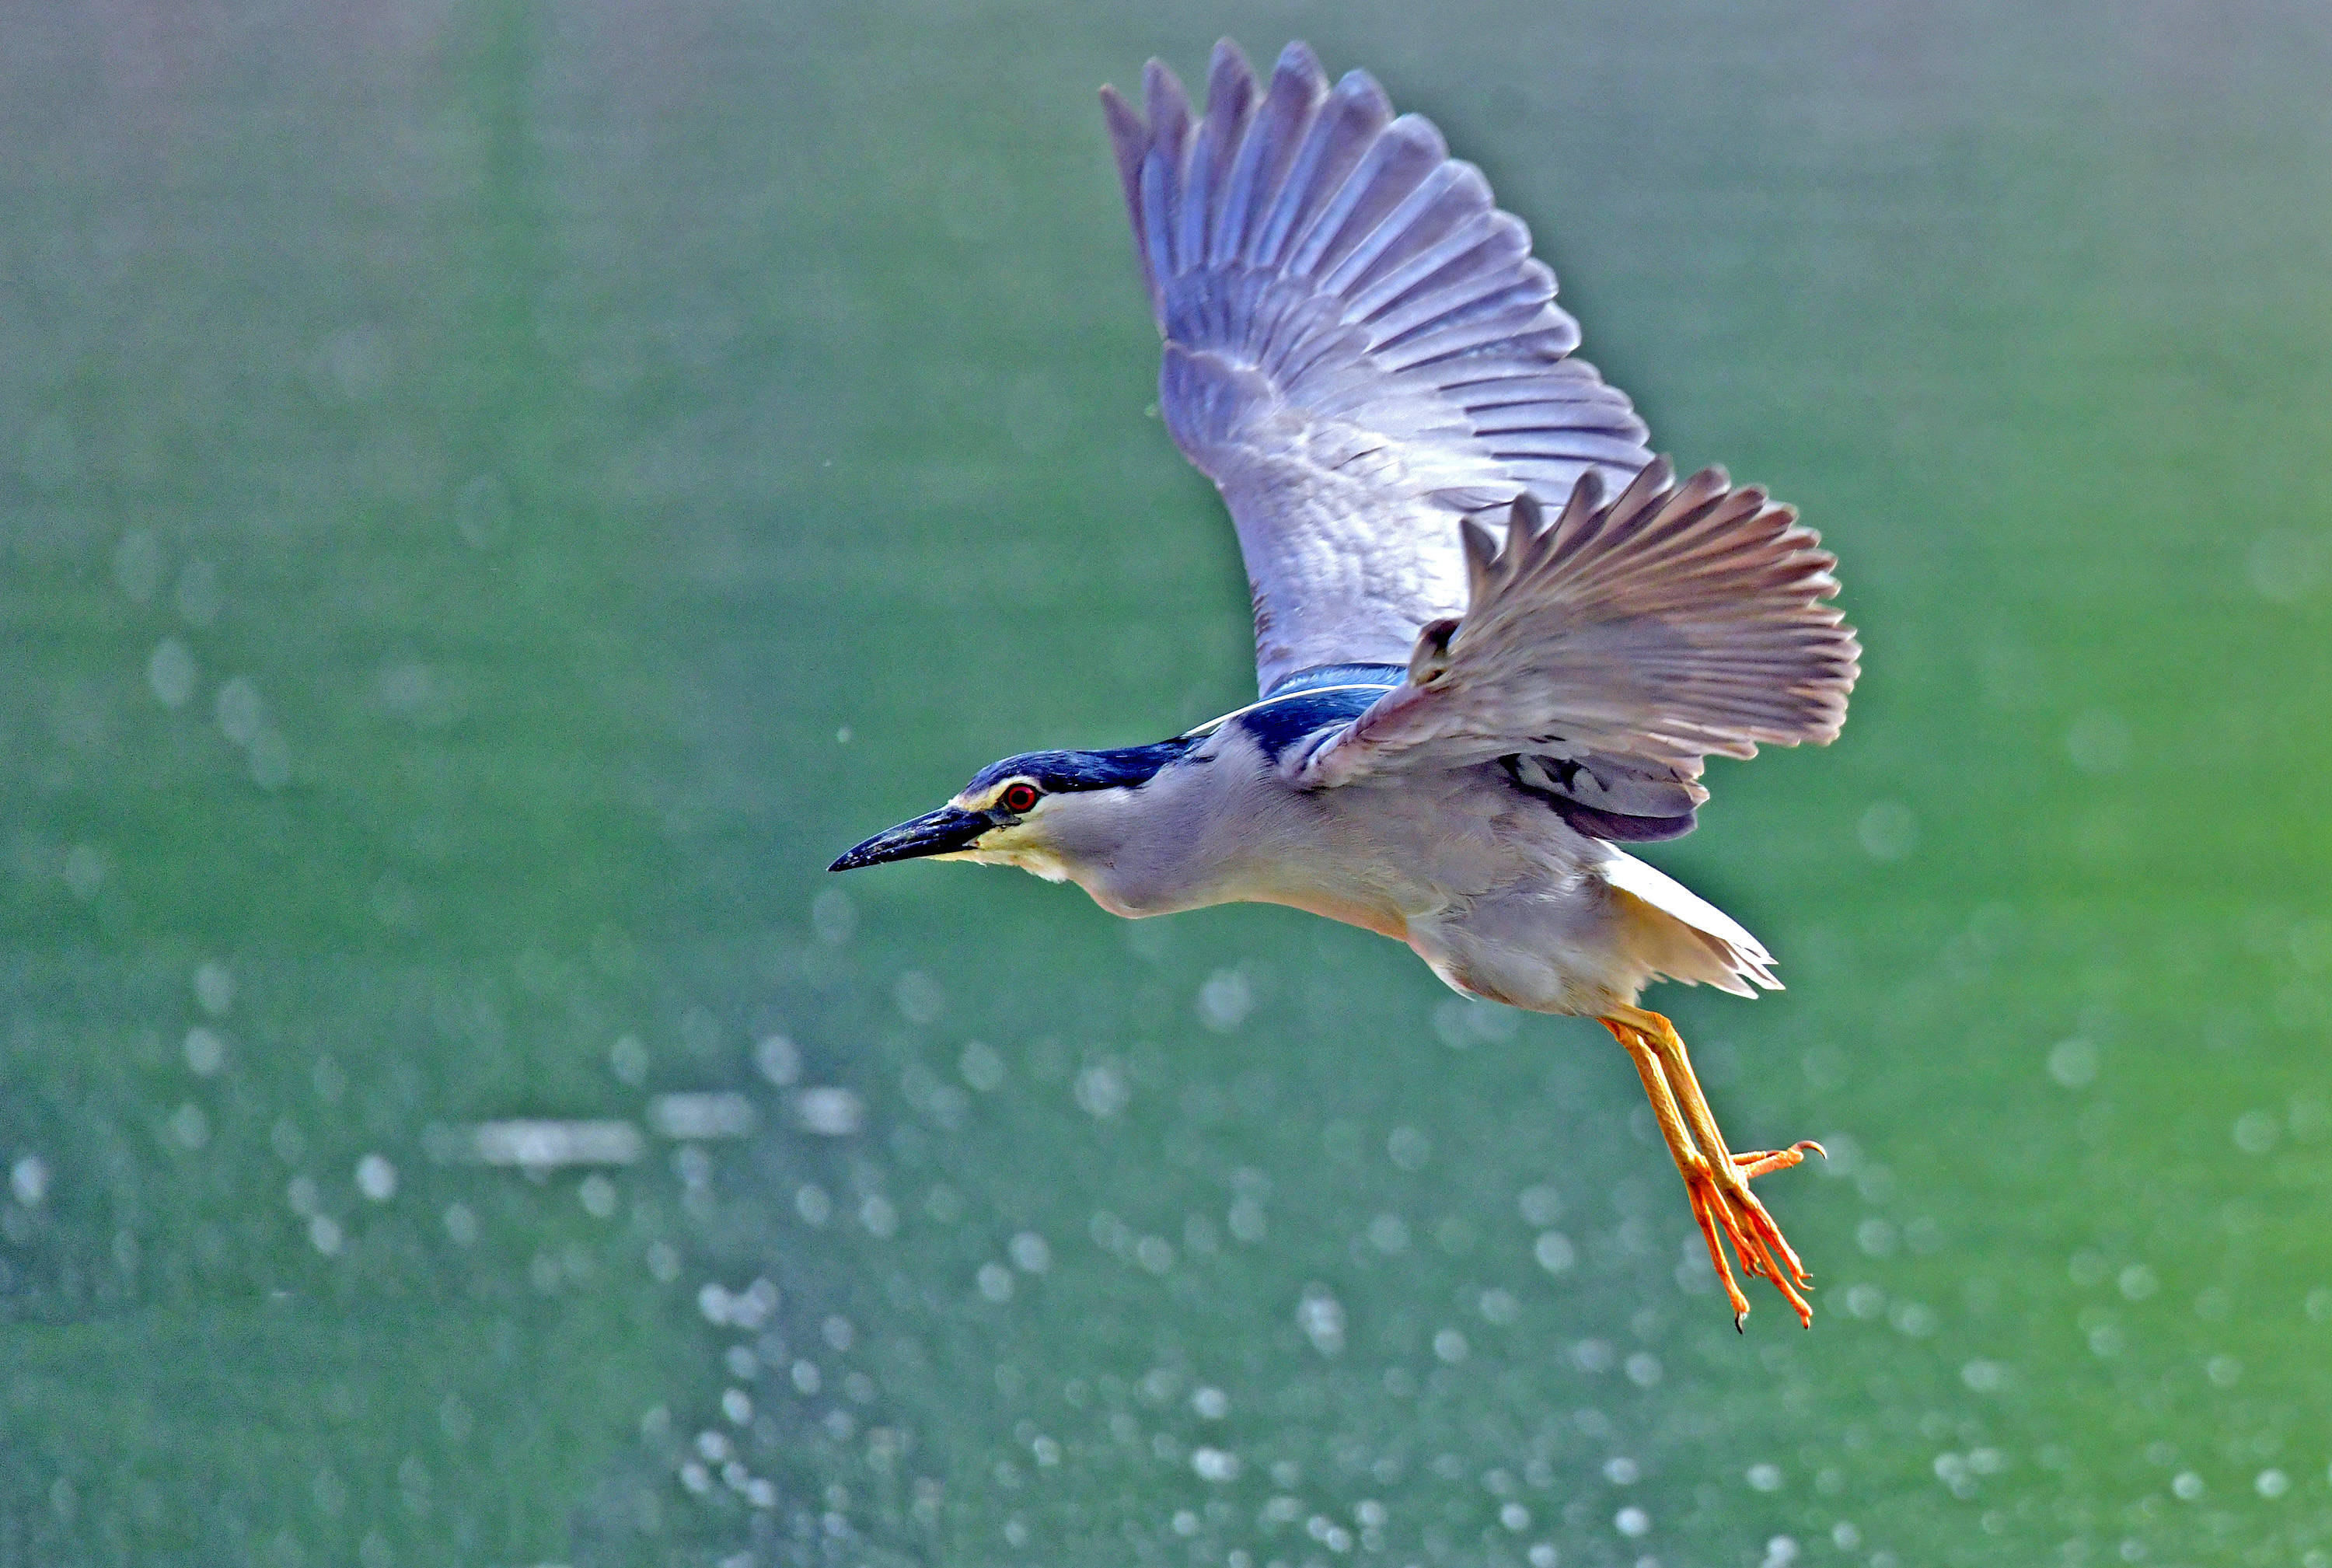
[1607, 1022, 1757, 1325]
[1602, 1010, 1822, 1329]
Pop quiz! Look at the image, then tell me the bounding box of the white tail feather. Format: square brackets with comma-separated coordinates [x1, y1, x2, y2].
[1600, 849, 1781, 993]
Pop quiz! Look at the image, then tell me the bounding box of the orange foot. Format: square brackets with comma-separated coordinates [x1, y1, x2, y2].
[1602, 1011, 1824, 1329]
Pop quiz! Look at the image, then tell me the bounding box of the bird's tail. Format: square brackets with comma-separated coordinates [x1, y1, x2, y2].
[1600, 849, 1781, 997]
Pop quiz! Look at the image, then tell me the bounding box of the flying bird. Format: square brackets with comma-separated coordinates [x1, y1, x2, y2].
[832, 40, 1859, 1327]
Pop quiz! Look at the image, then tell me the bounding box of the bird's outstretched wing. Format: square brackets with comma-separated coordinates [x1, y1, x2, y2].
[1288, 461, 1859, 789]
[1101, 40, 1652, 695]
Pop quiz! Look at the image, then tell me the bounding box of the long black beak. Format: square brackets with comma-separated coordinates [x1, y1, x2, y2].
[829, 805, 991, 871]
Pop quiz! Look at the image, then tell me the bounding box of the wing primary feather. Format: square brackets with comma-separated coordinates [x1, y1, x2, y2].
[1101, 86, 1156, 305]
[1247, 71, 1392, 271]
[1346, 204, 1517, 323]
[1182, 44, 1257, 278]
[1286, 115, 1447, 282]
[1141, 62, 1193, 276]
[1216, 44, 1330, 269]
[1321, 161, 1471, 298]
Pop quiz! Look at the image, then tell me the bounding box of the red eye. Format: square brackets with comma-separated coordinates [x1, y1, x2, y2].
[1000, 782, 1040, 814]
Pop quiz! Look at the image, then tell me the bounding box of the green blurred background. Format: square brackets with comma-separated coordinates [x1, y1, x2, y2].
[4, 2, 2329, 1564]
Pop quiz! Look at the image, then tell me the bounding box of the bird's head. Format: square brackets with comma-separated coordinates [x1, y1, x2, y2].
[828, 738, 1201, 885]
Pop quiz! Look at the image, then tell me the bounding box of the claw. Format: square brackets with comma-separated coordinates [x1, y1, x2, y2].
[1733, 1139, 1826, 1179]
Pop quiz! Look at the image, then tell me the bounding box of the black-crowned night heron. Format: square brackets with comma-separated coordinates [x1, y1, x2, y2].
[833, 40, 1859, 1327]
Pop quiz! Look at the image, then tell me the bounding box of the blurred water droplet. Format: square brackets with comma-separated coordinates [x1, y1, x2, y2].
[213, 678, 262, 746]
[1387, 1125, 1430, 1171]
[1073, 1063, 1128, 1119]
[146, 637, 197, 708]
[61, 843, 106, 901]
[649, 1093, 756, 1140]
[1517, 1183, 1563, 1225]
[1191, 1446, 1240, 1482]
[354, 1154, 397, 1201]
[1960, 1358, 2010, 1392]
[1297, 1286, 1344, 1357]
[169, 1102, 210, 1150]
[793, 1088, 863, 1136]
[609, 1034, 649, 1085]
[811, 886, 856, 946]
[2233, 1109, 2278, 1154]
[2047, 1038, 2098, 1088]
[753, 1033, 798, 1085]
[10, 1155, 51, 1207]
[1892, 1301, 1939, 1337]
[194, 960, 235, 1017]
[467, 1119, 643, 1168]
[1196, 968, 1252, 1032]
[453, 473, 512, 549]
[579, 1173, 618, 1218]
[1857, 800, 1917, 861]
[959, 1039, 1004, 1090]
